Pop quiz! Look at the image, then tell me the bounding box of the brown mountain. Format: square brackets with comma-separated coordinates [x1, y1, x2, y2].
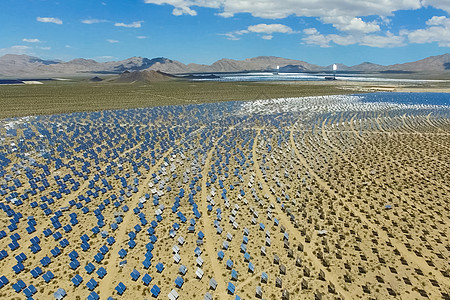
[0, 55, 190, 77]
[0, 53, 449, 77]
[115, 70, 177, 83]
[347, 62, 386, 72]
[384, 53, 450, 72]
[204, 56, 321, 73]
[0, 54, 60, 76]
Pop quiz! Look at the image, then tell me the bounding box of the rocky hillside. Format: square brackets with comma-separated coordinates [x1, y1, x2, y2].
[115, 70, 177, 83]
[1, 53, 449, 77]
[384, 53, 450, 72]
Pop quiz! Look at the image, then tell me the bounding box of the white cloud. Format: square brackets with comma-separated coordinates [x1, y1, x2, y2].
[23, 38, 41, 43]
[144, 0, 222, 16]
[422, 0, 450, 13]
[37, 17, 63, 24]
[360, 32, 405, 47]
[426, 15, 447, 26]
[144, 0, 426, 19]
[107, 39, 119, 43]
[247, 23, 294, 34]
[36, 46, 51, 50]
[114, 21, 143, 28]
[221, 32, 242, 40]
[0, 45, 32, 55]
[404, 16, 450, 47]
[321, 16, 380, 33]
[137, 36, 148, 39]
[82, 19, 108, 24]
[303, 28, 348, 47]
[303, 28, 404, 48]
[173, 6, 198, 16]
[145, 0, 450, 48]
[223, 23, 294, 40]
[303, 28, 318, 35]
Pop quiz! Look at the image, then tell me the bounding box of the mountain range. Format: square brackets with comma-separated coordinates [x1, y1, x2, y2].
[0, 53, 449, 77]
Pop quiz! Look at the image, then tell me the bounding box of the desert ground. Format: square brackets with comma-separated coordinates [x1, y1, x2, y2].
[1, 79, 449, 119]
[0, 84, 449, 300]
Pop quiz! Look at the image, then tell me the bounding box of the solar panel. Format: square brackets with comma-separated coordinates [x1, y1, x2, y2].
[227, 282, 235, 294]
[142, 274, 152, 286]
[130, 269, 140, 281]
[150, 285, 160, 297]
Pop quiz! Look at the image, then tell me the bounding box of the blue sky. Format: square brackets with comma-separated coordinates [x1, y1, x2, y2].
[0, 0, 449, 66]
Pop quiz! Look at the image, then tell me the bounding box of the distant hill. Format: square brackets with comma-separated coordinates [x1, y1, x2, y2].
[383, 53, 450, 72]
[348, 62, 386, 72]
[89, 76, 103, 82]
[115, 70, 177, 83]
[0, 53, 449, 77]
[198, 56, 321, 73]
[0, 54, 60, 76]
[0, 55, 188, 77]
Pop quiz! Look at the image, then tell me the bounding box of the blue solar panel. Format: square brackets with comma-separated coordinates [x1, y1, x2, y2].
[12, 282, 23, 293]
[71, 274, 83, 286]
[142, 258, 151, 269]
[227, 282, 235, 294]
[40, 256, 51, 267]
[0, 251, 6, 262]
[115, 282, 126, 295]
[128, 232, 136, 239]
[30, 267, 42, 278]
[87, 291, 100, 300]
[54, 287, 66, 299]
[156, 262, 164, 273]
[91, 226, 100, 235]
[174, 276, 184, 288]
[86, 278, 98, 291]
[150, 285, 160, 297]
[128, 240, 136, 249]
[68, 250, 78, 260]
[15, 252, 26, 262]
[69, 260, 80, 270]
[248, 262, 255, 272]
[231, 269, 238, 280]
[118, 249, 127, 258]
[0, 275, 9, 288]
[52, 232, 62, 240]
[42, 271, 54, 283]
[81, 242, 90, 251]
[12, 262, 24, 274]
[94, 253, 104, 263]
[130, 269, 140, 281]
[85, 263, 95, 274]
[59, 238, 69, 248]
[226, 259, 233, 269]
[96, 267, 107, 279]
[142, 274, 152, 286]
[23, 284, 37, 297]
[244, 252, 250, 261]
[99, 245, 108, 255]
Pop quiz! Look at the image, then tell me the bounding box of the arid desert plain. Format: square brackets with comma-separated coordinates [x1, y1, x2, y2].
[0, 90, 449, 300]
